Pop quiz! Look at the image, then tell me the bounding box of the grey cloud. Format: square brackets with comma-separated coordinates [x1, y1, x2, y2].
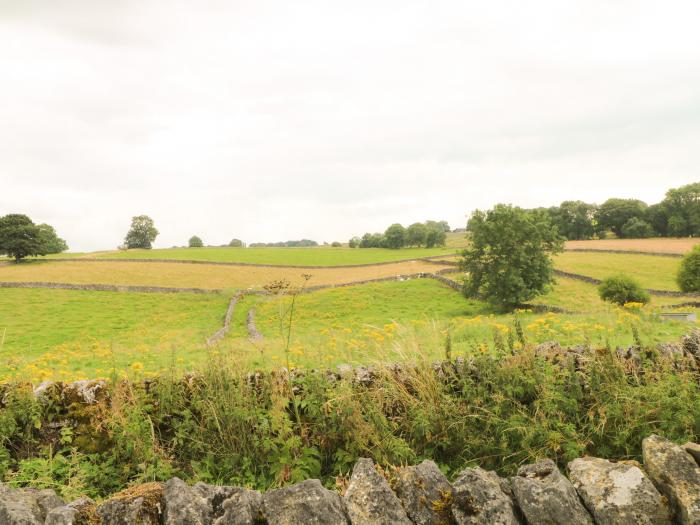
[1, 0, 699, 250]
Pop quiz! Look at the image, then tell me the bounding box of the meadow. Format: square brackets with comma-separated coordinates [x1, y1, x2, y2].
[553, 251, 681, 290]
[221, 277, 696, 370]
[1, 241, 699, 384]
[0, 288, 229, 382]
[85, 245, 459, 265]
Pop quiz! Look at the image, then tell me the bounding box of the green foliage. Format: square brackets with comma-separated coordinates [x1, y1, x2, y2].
[596, 198, 648, 238]
[461, 205, 564, 309]
[249, 239, 318, 248]
[36, 224, 68, 254]
[188, 235, 204, 248]
[2, 347, 699, 496]
[667, 215, 689, 237]
[228, 238, 244, 247]
[547, 201, 597, 240]
[620, 217, 655, 239]
[677, 245, 700, 293]
[124, 215, 159, 249]
[406, 223, 428, 247]
[598, 274, 650, 305]
[330, 241, 342, 248]
[383, 223, 406, 249]
[660, 182, 700, 237]
[356, 220, 449, 249]
[424, 221, 447, 247]
[359, 233, 385, 248]
[0, 214, 46, 261]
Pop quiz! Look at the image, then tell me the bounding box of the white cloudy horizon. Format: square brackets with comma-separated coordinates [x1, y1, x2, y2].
[1, 1, 699, 251]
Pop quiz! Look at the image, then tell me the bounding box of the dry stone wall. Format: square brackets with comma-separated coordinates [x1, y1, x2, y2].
[2, 434, 699, 524]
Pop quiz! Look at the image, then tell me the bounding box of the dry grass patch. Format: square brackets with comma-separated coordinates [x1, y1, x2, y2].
[565, 238, 700, 254]
[0, 260, 454, 290]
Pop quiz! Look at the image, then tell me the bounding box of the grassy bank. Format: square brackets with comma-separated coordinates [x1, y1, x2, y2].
[1, 345, 698, 500]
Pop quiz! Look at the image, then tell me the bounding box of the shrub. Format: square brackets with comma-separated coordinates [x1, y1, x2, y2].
[677, 246, 700, 292]
[330, 241, 342, 247]
[188, 236, 204, 248]
[598, 274, 650, 305]
[228, 239, 244, 247]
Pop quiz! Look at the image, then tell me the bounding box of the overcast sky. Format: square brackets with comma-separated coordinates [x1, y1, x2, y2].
[1, 1, 699, 251]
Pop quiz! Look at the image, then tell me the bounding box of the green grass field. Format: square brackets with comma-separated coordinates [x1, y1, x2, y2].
[220, 277, 696, 370]
[553, 252, 681, 290]
[2, 243, 698, 383]
[0, 288, 229, 382]
[84, 246, 458, 265]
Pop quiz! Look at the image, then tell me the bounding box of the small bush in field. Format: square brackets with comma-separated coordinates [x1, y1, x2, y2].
[677, 245, 700, 293]
[598, 274, 650, 305]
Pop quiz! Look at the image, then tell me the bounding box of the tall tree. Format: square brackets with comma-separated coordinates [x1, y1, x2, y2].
[383, 223, 406, 249]
[595, 199, 648, 237]
[124, 215, 159, 249]
[406, 223, 428, 247]
[548, 201, 597, 240]
[461, 205, 564, 309]
[661, 182, 700, 237]
[0, 214, 45, 261]
[424, 221, 447, 247]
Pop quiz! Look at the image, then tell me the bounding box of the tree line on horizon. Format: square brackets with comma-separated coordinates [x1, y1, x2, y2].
[349, 220, 450, 249]
[528, 182, 700, 240]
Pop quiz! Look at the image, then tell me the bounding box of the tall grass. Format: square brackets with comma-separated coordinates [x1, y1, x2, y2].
[1, 336, 698, 499]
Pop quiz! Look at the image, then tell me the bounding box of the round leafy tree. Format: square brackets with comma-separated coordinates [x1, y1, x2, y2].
[677, 246, 700, 293]
[598, 274, 650, 305]
[188, 235, 204, 248]
[124, 215, 159, 249]
[0, 214, 44, 261]
[383, 223, 406, 249]
[461, 205, 564, 309]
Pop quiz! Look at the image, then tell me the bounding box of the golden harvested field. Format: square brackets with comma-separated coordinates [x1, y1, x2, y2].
[0, 260, 453, 290]
[565, 238, 700, 254]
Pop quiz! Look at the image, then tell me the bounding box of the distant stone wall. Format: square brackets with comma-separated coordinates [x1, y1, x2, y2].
[0, 281, 218, 294]
[3, 433, 698, 524]
[32, 254, 456, 270]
